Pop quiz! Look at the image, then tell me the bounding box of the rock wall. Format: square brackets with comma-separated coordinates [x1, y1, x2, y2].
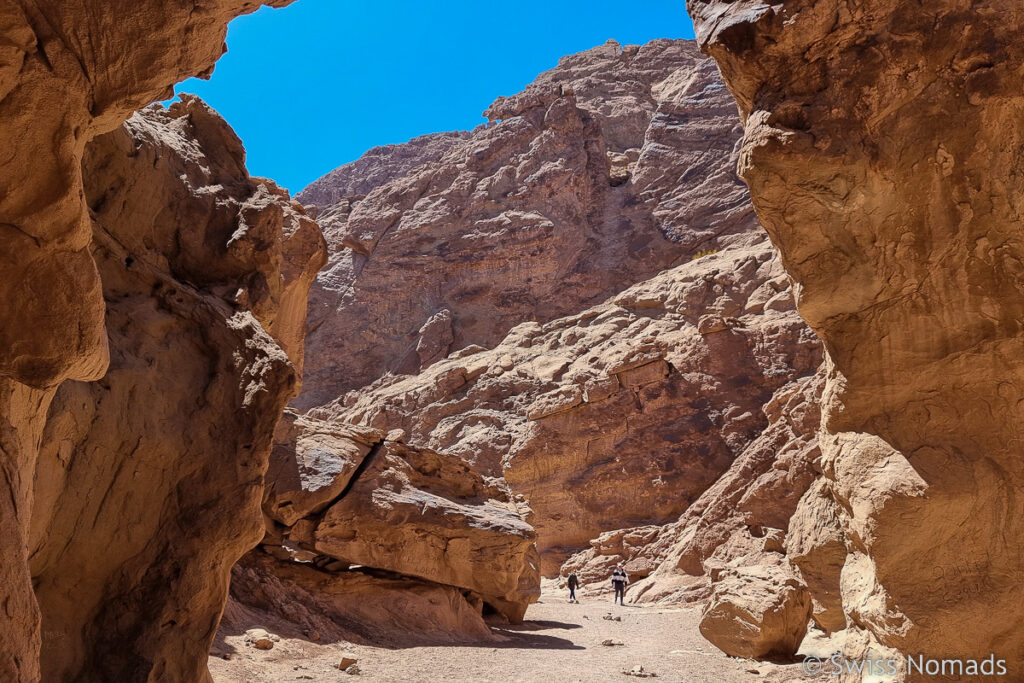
[317, 243, 821, 576]
[277, 39, 822, 603]
[0, 2, 296, 680]
[689, 0, 1024, 674]
[294, 39, 756, 410]
[563, 369, 824, 598]
[26, 98, 325, 682]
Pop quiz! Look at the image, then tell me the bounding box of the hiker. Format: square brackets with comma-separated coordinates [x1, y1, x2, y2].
[567, 571, 580, 603]
[611, 564, 629, 605]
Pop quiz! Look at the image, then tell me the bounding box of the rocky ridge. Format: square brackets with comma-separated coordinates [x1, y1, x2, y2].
[293, 39, 754, 410]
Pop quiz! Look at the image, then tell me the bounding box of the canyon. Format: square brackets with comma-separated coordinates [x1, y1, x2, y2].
[1, 0, 1019, 681]
[243, 37, 824, 642]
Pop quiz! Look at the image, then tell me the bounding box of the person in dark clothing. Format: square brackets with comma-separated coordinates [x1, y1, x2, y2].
[567, 572, 580, 603]
[611, 564, 629, 605]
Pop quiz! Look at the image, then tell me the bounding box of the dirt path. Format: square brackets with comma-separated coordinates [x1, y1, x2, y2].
[210, 581, 810, 682]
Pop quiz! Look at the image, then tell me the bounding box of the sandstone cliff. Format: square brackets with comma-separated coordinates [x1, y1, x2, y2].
[0, 3, 302, 680]
[293, 39, 756, 410]
[687, 0, 1024, 675]
[26, 98, 325, 682]
[255, 39, 824, 639]
[313, 244, 821, 577]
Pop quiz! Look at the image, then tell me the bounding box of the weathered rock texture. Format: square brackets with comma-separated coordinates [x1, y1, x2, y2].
[277, 38, 823, 626]
[563, 370, 824, 599]
[260, 414, 540, 623]
[699, 563, 811, 659]
[315, 246, 821, 577]
[689, 0, 1024, 673]
[26, 98, 325, 682]
[294, 39, 757, 410]
[297, 131, 475, 211]
[0, 2, 296, 680]
[225, 550, 496, 647]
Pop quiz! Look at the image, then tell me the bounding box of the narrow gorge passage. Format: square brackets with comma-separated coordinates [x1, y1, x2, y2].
[2, 1, 1015, 681]
[210, 582, 814, 682]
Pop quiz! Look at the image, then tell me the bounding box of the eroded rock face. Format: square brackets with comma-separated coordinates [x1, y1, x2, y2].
[0, 2, 292, 679]
[297, 131, 475, 211]
[225, 551, 495, 647]
[319, 244, 821, 576]
[295, 39, 755, 410]
[563, 370, 824, 601]
[27, 98, 325, 682]
[285, 40, 822, 587]
[689, 0, 1024, 671]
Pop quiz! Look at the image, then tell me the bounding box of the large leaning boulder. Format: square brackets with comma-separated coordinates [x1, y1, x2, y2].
[259, 418, 540, 623]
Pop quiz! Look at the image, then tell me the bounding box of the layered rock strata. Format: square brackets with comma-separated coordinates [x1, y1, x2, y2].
[563, 369, 823, 599]
[688, 0, 1024, 674]
[313, 244, 821, 576]
[225, 550, 496, 647]
[264, 40, 824, 629]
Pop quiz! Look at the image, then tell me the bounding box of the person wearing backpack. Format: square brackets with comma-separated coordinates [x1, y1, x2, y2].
[567, 571, 580, 603]
[610, 564, 629, 605]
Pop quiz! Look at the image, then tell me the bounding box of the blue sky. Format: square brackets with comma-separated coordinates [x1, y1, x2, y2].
[173, 0, 695, 194]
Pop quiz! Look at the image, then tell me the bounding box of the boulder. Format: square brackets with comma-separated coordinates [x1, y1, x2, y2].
[262, 426, 540, 623]
[699, 564, 811, 659]
[227, 549, 495, 646]
[312, 440, 540, 621]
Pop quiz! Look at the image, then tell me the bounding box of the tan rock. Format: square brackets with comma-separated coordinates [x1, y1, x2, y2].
[785, 480, 847, 634]
[244, 629, 278, 650]
[255, 38, 826, 642]
[28, 99, 324, 682]
[226, 550, 495, 646]
[699, 564, 811, 659]
[264, 424, 539, 622]
[265, 412, 380, 526]
[312, 441, 540, 621]
[0, 2, 293, 679]
[689, 0, 1024, 669]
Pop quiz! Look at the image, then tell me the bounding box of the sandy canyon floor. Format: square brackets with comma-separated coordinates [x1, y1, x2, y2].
[209, 581, 813, 682]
